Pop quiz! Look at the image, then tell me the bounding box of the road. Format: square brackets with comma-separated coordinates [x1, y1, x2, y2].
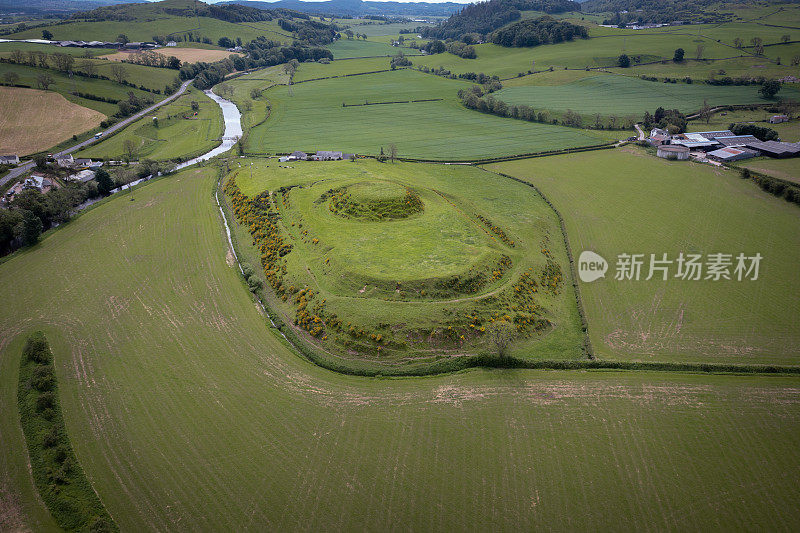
[1, 78, 194, 188]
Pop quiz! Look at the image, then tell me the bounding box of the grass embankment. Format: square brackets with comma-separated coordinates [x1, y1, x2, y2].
[76, 86, 222, 161]
[226, 159, 585, 370]
[486, 147, 800, 365]
[17, 332, 117, 531]
[243, 69, 607, 159]
[1, 167, 800, 529]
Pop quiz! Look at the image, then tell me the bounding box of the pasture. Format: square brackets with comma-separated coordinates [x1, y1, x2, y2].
[100, 47, 241, 64]
[4, 16, 292, 45]
[486, 148, 800, 365]
[738, 157, 800, 185]
[2, 167, 800, 531]
[244, 69, 608, 159]
[494, 74, 798, 117]
[0, 62, 160, 116]
[293, 57, 392, 82]
[76, 86, 222, 161]
[327, 39, 413, 59]
[227, 159, 584, 367]
[0, 86, 104, 155]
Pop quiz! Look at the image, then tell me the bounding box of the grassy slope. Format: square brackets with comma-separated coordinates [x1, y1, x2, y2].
[0, 62, 158, 116]
[738, 157, 800, 185]
[5, 16, 292, 45]
[76, 86, 222, 161]
[494, 74, 798, 116]
[1, 166, 800, 530]
[486, 148, 800, 365]
[293, 57, 391, 82]
[327, 39, 413, 59]
[245, 69, 608, 159]
[232, 159, 584, 363]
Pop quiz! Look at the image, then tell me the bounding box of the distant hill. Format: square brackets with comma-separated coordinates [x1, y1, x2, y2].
[0, 0, 137, 15]
[218, 0, 465, 17]
[423, 0, 581, 40]
[581, 0, 736, 24]
[69, 0, 301, 22]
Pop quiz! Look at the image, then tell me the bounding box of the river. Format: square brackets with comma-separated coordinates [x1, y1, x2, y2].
[176, 89, 243, 169]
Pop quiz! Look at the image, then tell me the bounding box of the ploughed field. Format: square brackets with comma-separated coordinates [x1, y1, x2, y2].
[226, 159, 585, 371]
[2, 166, 800, 531]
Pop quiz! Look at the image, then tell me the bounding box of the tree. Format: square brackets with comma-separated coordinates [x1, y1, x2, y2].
[51, 52, 74, 72]
[345, 29, 354, 40]
[117, 34, 130, 45]
[95, 169, 114, 196]
[79, 59, 97, 77]
[35, 73, 54, 90]
[782, 34, 791, 44]
[733, 37, 743, 48]
[388, 143, 398, 163]
[700, 99, 712, 124]
[617, 54, 630, 68]
[10, 49, 24, 64]
[487, 319, 515, 357]
[190, 101, 199, 112]
[3, 71, 19, 86]
[673, 48, 684, 62]
[41, 30, 53, 40]
[14, 210, 42, 247]
[122, 139, 138, 161]
[33, 154, 48, 170]
[109, 64, 127, 84]
[167, 56, 181, 69]
[695, 44, 705, 59]
[759, 80, 781, 99]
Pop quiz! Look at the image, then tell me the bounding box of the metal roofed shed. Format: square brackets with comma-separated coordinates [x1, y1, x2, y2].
[657, 145, 690, 160]
[707, 147, 758, 162]
[745, 141, 800, 158]
[670, 133, 720, 149]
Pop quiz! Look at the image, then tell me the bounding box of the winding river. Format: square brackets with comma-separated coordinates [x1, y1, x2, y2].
[176, 89, 243, 169]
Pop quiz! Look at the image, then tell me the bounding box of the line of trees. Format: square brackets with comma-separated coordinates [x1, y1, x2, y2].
[490, 16, 588, 48]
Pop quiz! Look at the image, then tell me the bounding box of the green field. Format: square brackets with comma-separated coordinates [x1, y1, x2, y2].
[738, 157, 800, 185]
[227, 159, 584, 368]
[244, 69, 609, 159]
[2, 167, 800, 530]
[0, 62, 160, 116]
[4, 16, 292, 45]
[494, 74, 798, 117]
[76, 87, 222, 161]
[293, 57, 392, 82]
[327, 39, 415, 59]
[487, 148, 800, 365]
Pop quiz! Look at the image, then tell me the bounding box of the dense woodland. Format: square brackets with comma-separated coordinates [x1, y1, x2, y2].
[583, 0, 735, 25]
[490, 16, 588, 47]
[422, 0, 581, 40]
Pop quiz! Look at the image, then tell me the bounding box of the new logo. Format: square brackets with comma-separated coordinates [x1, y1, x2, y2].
[578, 251, 608, 283]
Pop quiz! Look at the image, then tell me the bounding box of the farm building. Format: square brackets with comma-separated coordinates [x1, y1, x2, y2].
[670, 133, 719, 150]
[0, 155, 20, 165]
[289, 151, 308, 160]
[313, 151, 343, 161]
[770, 115, 789, 124]
[647, 128, 671, 146]
[56, 154, 74, 168]
[66, 170, 96, 183]
[656, 145, 690, 160]
[716, 135, 760, 148]
[73, 158, 93, 168]
[745, 141, 800, 158]
[278, 156, 290, 162]
[707, 147, 757, 162]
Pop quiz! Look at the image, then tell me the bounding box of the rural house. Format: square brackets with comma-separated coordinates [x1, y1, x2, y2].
[313, 151, 343, 161]
[0, 155, 20, 165]
[770, 115, 789, 124]
[289, 151, 308, 160]
[56, 154, 74, 168]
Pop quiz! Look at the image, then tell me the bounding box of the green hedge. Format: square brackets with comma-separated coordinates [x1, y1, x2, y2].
[17, 332, 117, 532]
